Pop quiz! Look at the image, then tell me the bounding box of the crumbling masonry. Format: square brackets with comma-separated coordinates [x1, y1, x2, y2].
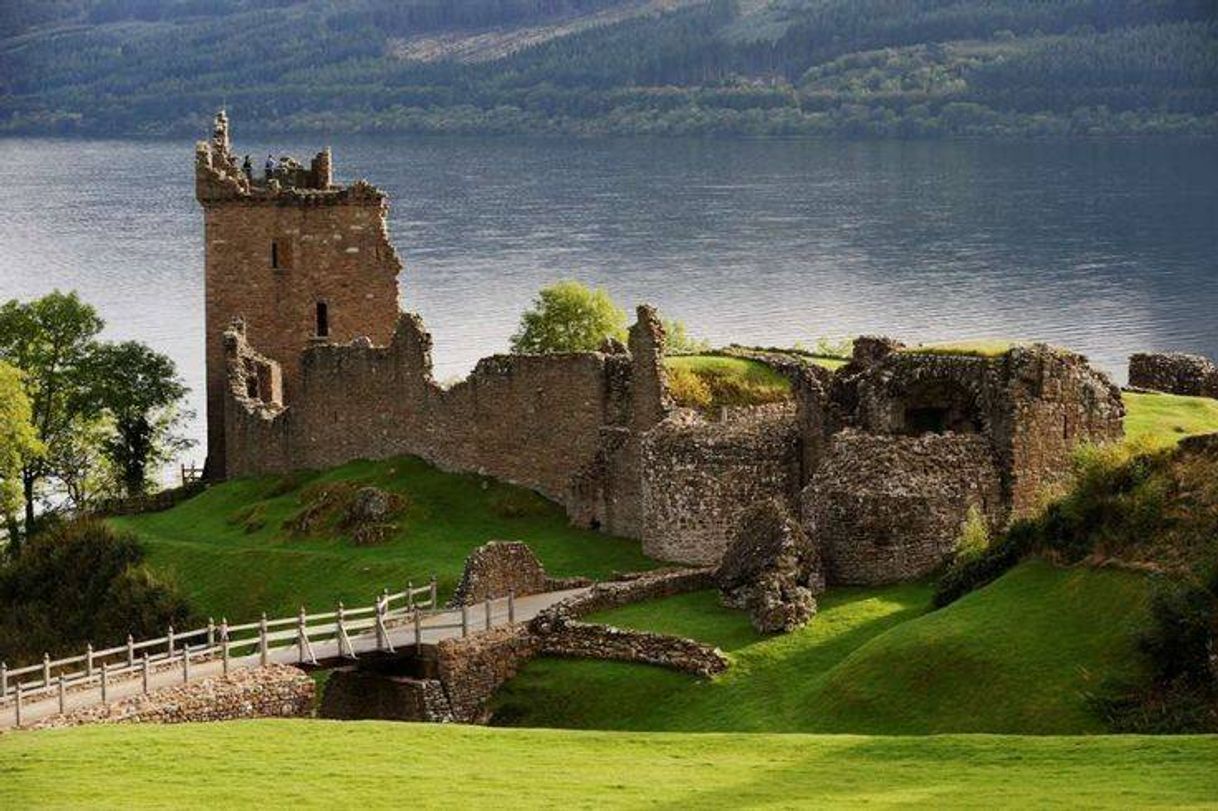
[199, 114, 1126, 586]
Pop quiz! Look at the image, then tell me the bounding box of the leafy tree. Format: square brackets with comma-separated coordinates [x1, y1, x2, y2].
[510, 280, 627, 354]
[0, 291, 104, 537]
[89, 341, 192, 498]
[662, 318, 710, 354]
[0, 361, 43, 536]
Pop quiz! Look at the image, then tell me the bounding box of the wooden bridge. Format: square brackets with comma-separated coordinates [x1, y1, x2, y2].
[0, 581, 585, 730]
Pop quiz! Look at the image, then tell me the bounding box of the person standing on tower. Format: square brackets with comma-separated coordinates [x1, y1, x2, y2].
[264, 154, 275, 180]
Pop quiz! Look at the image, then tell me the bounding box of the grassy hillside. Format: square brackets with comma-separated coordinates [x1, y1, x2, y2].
[493, 561, 1150, 733]
[2, 0, 1214, 136]
[1123, 390, 1218, 449]
[112, 456, 652, 622]
[3, 721, 1216, 808]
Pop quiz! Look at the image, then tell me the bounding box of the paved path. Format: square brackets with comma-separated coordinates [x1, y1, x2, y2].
[0, 588, 585, 730]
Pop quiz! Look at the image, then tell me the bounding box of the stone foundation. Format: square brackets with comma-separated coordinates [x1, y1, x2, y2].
[320, 668, 453, 723]
[25, 665, 314, 730]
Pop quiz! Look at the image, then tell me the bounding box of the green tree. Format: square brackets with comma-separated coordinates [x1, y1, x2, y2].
[0, 361, 44, 535]
[89, 341, 192, 498]
[510, 280, 627, 354]
[0, 291, 104, 537]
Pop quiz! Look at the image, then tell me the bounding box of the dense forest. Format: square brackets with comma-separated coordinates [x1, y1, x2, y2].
[1, 0, 1216, 137]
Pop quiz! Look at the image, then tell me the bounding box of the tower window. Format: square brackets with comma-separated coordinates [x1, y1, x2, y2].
[315, 301, 329, 338]
[271, 241, 279, 269]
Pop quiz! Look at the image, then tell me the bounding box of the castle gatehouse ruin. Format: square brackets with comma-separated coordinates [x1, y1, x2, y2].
[198, 113, 1126, 585]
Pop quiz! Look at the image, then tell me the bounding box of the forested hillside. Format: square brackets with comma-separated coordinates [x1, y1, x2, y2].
[2, 0, 1216, 137]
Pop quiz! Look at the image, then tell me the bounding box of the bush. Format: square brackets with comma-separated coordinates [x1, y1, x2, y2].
[510, 281, 627, 354]
[954, 505, 991, 565]
[0, 519, 194, 662]
[663, 319, 710, 354]
[933, 519, 1038, 608]
[666, 365, 712, 411]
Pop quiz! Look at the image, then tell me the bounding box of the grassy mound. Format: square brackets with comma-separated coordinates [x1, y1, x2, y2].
[899, 340, 1024, 357]
[112, 456, 653, 623]
[494, 562, 1149, 734]
[3, 721, 1215, 809]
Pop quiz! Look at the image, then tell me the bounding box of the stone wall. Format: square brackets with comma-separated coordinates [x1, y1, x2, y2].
[640, 406, 802, 565]
[223, 308, 669, 537]
[26, 665, 313, 730]
[533, 621, 728, 677]
[435, 624, 540, 723]
[1129, 352, 1218, 398]
[449, 541, 550, 607]
[803, 431, 1004, 585]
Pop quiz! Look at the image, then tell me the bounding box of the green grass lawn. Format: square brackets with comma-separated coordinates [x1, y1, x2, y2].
[494, 561, 1149, 735]
[2, 721, 1214, 809]
[112, 456, 653, 623]
[1122, 390, 1218, 448]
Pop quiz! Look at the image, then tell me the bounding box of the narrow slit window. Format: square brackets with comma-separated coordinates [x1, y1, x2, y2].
[270, 240, 279, 269]
[315, 301, 329, 338]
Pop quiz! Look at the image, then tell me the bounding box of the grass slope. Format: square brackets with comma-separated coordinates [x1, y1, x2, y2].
[1123, 390, 1218, 448]
[3, 722, 1216, 809]
[112, 456, 652, 623]
[495, 562, 1149, 734]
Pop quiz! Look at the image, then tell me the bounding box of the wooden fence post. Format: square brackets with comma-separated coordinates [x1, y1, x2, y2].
[100, 665, 109, 705]
[414, 609, 422, 655]
[182, 646, 190, 684]
[127, 634, 135, 668]
[407, 580, 414, 610]
[461, 604, 469, 638]
[430, 575, 438, 609]
[221, 618, 230, 677]
[86, 643, 94, 678]
[374, 594, 385, 651]
[142, 652, 150, 695]
[14, 683, 21, 728]
[485, 597, 492, 631]
[207, 618, 216, 648]
[42, 653, 51, 687]
[58, 674, 66, 715]
[508, 591, 516, 625]
[167, 624, 175, 657]
[1, 661, 6, 699]
[259, 613, 269, 667]
[297, 607, 307, 664]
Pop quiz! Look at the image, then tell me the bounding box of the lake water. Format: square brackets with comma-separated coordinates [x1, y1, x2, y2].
[1, 136, 1216, 464]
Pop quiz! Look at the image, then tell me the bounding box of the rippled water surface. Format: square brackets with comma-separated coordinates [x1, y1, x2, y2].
[1, 136, 1216, 458]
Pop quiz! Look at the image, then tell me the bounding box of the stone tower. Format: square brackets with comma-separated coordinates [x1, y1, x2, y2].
[195, 111, 402, 478]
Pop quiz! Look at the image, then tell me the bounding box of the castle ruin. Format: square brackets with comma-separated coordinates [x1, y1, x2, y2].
[197, 113, 1126, 585]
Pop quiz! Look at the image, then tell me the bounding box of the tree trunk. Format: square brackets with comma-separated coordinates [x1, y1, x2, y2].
[22, 469, 35, 539]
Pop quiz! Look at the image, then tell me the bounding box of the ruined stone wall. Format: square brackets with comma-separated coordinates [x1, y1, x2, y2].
[223, 309, 669, 538]
[27, 665, 313, 730]
[640, 406, 801, 565]
[1129, 352, 1218, 398]
[448, 542, 550, 607]
[803, 431, 1004, 585]
[853, 345, 1123, 516]
[533, 621, 728, 677]
[1001, 347, 1125, 513]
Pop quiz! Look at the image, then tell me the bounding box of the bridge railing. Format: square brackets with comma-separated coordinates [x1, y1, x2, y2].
[0, 574, 483, 728]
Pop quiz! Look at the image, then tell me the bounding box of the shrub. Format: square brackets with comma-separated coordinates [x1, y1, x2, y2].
[663, 319, 710, 354]
[933, 519, 1038, 607]
[954, 504, 990, 565]
[0, 519, 194, 662]
[666, 365, 712, 411]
